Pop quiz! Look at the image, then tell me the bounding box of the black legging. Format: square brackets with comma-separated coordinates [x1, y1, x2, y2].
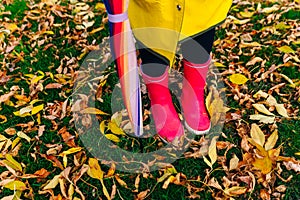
[138, 28, 215, 77]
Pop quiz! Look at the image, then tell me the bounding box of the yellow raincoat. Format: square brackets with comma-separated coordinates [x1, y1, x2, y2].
[128, 0, 232, 63]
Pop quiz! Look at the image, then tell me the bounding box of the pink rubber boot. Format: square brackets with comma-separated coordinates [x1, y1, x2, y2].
[181, 58, 211, 135]
[142, 69, 184, 143]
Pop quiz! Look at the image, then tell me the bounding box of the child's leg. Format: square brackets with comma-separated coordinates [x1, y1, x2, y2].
[138, 46, 184, 143]
[180, 28, 215, 134]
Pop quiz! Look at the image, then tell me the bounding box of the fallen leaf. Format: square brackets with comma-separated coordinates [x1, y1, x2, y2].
[275, 104, 289, 117]
[3, 180, 27, 191]
[43, 174, 61, 190]
[229, 74, 249, 85]
[81, 107, 109, 115]
[249, 114, 275, 124]
[252, 104, 274, 116]
[17, 131, 31, 142]
[264, 130, 278, 151]
[0, 115, 7, 123]
[224, 186, 247, 197]
[105, 134, 120, 143]
[277, 46, 295, 54]
[250, 124, 265, 147]
[108, 121, 125, 135]
[229, 154, 239, 171]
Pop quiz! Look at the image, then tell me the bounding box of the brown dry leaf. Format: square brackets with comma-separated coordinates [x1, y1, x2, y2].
[246, 57, 263, 66]
[250, 124, 265, 147]
[115, 175, 128, 188]
[58, 127, 76, 147]
[224, 186, 247, 197]
[207, 177, 223, 190]
[229, 154, 239, 171]
[136, 189, 150, 200]
[34, 168, 51, 179]
[45, 83, 63, 89]
[0, 115, 7, 123]
[260, 189, 271, 200]
[4, 128, 16, 136]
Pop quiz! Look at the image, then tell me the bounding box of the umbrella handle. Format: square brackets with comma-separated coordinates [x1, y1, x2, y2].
[108, 12, 128, 23]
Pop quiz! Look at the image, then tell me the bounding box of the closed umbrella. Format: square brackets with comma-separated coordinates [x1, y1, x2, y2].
[103, 0, 143, 136]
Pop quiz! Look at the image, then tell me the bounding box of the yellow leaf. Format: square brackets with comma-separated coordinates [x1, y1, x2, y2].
[0, 115, 7, 124]
[208, 136, 218, 167]
[81, 107, 109, 115]
[63, 154, 67, 168]
[249, 114, 275, 124]
[31, 75, 44, 84]
[105, 134, 120, 143]
[265, 130, 278, 151]
[87, 158, 103, 180]
[240, 11, 254, 18]
[111, 112, 122, 126]
[100, 120, 106, 134]
[42, 31, 54, 35]
[95, 2, 106, 11]
[5, 154, 22, 172]
[157, 172, 172, 183]
[5, 23, 18, 32]
[229, 74, 248, 85]
[203, 156, 212, 169]
[17, 131, 31, 143]
[100, 179, 111, 200]
[43, 174, 61, 190]
[275, 104, 289, 117]
[162, 175, 176, 189]
[253, 156, 273, 174]
[108, 121, 125, 135]
[59, 147, 82, 156]
[278, 46, 295, 54]
[13, 110, 31, 117]
[4, 180, 26, 191]
[248, 139, 267, 157]
[250, 124, 265, 147]
[252, 104, 274, 116]
[31, 104, 44, 115]
[213, 62, 226, 68]
[275, 22, 290, 30]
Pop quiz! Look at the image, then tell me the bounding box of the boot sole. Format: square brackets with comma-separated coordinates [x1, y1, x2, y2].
[184, 121, 211, 135]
